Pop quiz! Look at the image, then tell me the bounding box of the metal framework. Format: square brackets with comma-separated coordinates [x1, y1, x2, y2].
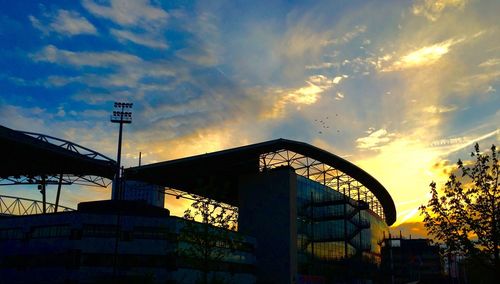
[0, 174, 111, 187]
[1, 131, 115, 188]
[21, 131, 114, 162]
[259, 149, 385, 221]
[0, 129, 114, 215]
[0, 195, 75, 216]
[163, 187, 238, 212]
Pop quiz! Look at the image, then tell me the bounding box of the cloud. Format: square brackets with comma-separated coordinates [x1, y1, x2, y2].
[479, 58, 500, 67]
[322, 25, 367, 46]
[5, 0, 499, 226]
[305, 62, 337, 70]
[453, 70, 500, 94]
[430, 136, 467, 147]
[380, 38, 464, 72]
[390, 222, 429, 238]
[29, 10, 97, 36]
[267, 74, 342, 118]
[176, 44, 218, 66]
[485, 85, 496, 93]
[412, 0, 467, 21]
[31, 45, 141, 67]
[82, 0, 168, 29]
[356, 128, 395, 150]
[82, 0, 171, 51]
[423, 105, 457, 113]
[335, 92, 344, 100]
[110, 28, 168, 49]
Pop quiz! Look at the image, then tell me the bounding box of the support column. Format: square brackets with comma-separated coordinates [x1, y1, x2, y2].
[41, 176, 46, 214]
[238, 167, 297, 284]
[55, 173, 63, 212]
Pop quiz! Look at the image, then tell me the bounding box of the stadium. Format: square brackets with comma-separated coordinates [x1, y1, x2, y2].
[0, 124, 395, 283]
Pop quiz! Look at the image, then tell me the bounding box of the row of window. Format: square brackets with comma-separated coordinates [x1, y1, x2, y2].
[0, 225, 178, 241]
[295, 175, 388, 275]
[2, 251, 256, 273]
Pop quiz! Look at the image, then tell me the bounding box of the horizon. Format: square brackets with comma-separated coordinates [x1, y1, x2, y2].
[1, 0, 499, 235]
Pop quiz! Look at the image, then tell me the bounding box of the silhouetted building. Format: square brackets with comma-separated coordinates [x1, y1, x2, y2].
[126, 139, 397, 283]
[381, 236, 442, 283]
[1, 138, 397, 283]
[0, 200, 256, 283]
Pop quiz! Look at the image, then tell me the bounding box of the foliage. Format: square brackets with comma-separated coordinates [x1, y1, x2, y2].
[420, 143, 499, 271]
[178, 182, 240, 284]
[180, 195, 239, 262]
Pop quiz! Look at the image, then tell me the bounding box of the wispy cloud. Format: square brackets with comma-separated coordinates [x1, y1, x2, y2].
[2, 0, 499, 226]
[322, 25, 367, 46]
[380, 38, 464, 72]
[356, 128, 396, 150]
[479, 58, 500, 67]
[31, 45, 141, 67]
[82, 0, 168, 29]
[267, 74, 345, 118]
[29, 9, 97, 36]
[453, 70, 500, 93]
[110, 28, 168, 49]
[305, 62, 337, 70]
[423, 105, 457, 114]
[82, 0, 170, 51]
[412, 0, 467, 21]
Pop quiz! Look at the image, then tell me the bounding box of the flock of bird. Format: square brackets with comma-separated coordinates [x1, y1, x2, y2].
[314, 114, 340, 134]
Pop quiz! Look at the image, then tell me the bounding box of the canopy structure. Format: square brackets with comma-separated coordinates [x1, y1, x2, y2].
[0, 125, 116, 186]
[126, 138, 396, 225]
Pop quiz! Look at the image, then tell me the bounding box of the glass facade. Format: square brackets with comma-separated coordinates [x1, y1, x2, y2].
[296, 175, 389, 281]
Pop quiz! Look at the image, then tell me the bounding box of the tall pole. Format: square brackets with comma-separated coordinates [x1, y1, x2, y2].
[110, 103, 132, 280]
[116, 112, 124, 199]
[110, 102, 133, 200]
[55, 173, 63, 212]
[41, 176, 46, 214]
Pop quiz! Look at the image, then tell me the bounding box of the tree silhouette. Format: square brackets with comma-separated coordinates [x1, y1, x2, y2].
[420, 143, 499, 276]
[178, 181, 240, 284]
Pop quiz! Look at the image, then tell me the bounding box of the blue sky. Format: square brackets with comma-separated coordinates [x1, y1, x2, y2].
[0, 0, 499, 227]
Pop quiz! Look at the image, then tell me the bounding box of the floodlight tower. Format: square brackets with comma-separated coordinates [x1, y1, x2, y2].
[110, 102, 133, 200]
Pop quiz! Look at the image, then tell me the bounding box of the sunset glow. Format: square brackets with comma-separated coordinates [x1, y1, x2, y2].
[0, 0, 499, 231]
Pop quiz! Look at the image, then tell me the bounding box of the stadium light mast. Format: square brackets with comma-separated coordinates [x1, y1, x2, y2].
[110, 102, 133, 200]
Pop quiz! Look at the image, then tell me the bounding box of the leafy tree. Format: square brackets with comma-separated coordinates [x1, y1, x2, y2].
[420, 143, 499, 275]
[178, 182, 240, 284]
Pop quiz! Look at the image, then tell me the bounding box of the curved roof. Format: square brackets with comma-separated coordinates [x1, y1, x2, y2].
[126, 138, 396, 225]
[0, 125, 116, 179]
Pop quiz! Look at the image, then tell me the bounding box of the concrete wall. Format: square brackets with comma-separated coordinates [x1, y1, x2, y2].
[238, 167, 298, 284]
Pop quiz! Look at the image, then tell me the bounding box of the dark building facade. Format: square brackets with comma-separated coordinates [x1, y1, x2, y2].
[1, 138, 397, 283]
[0, 200, 256, 284]
[381, 237, 442, 283]
[126, 139, 397, 283]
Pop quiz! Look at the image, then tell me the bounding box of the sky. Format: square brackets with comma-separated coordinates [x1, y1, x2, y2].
[0, 0, 499, 232]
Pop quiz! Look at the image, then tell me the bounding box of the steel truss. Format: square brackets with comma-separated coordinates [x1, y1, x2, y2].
[0, 174, 111, 187]
[162, 187, 238, 213]
[0, 195, 75, 216]
[0, 131, 113, 214]
[259, 149, 385, 221]
[1, 131, 114, 188]
[21, 131, 114, 162]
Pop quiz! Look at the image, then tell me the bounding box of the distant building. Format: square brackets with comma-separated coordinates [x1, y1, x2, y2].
[381, 236, 443, 283]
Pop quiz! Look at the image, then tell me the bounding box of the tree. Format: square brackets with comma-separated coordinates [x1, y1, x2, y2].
[420, 143, 499, 275]
[178, 181, 240, 284]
